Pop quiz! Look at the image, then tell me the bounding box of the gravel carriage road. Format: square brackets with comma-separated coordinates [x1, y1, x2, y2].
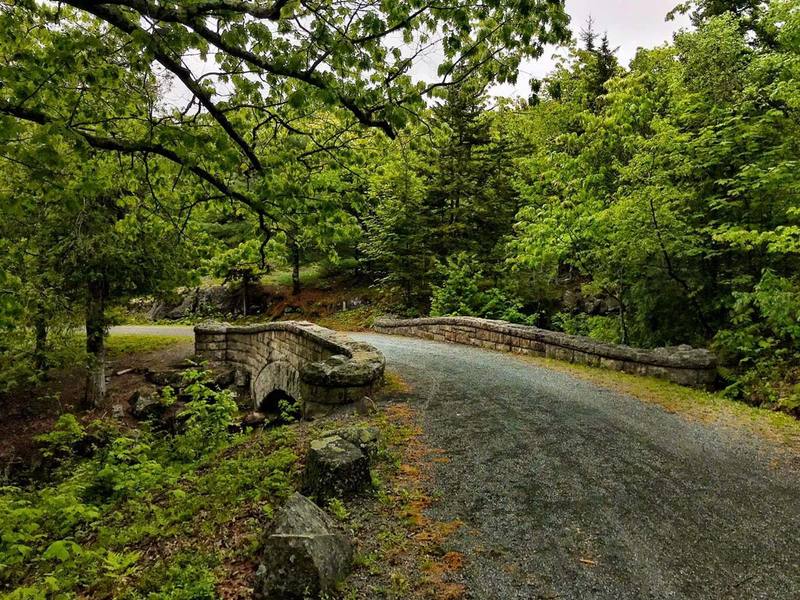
[112, 327, 800, 599]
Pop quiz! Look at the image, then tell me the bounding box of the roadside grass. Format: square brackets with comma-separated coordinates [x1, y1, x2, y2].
[316, 305, 383, 332]
[105, 334, 190, 357]
[382, 371, 412, 395]
[263, 264, 324, 288]
[520, 354, 800, 450]
[338, 400, 468, 600]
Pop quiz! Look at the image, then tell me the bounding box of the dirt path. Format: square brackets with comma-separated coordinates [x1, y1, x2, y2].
[351, 333, 800, 600]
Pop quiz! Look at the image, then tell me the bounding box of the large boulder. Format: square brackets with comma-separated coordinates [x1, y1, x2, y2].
[303, 435, 371, 501]
[157, 286, 230, 320]
[254, 492, 352, 600]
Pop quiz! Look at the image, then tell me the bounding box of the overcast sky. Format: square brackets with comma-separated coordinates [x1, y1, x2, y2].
[494, 0, 692, 97]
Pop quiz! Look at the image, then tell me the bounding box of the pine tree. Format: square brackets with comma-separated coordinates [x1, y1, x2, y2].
[424, 79, 518, 266]
[579, 21, 619, 112]
[580, 16, 598, 53]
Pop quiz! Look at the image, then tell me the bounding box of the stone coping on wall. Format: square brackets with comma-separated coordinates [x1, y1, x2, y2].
[373, 316, 717, 387]
[194, 321, 385, 390]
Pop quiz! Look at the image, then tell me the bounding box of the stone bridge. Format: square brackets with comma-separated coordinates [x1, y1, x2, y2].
[194, 322, 385, 417]
[374, 316, 717, 387]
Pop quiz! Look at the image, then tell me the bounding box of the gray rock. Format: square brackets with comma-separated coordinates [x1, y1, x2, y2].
[254, 492, 352, 600]
[303, 435, 371, 501]
[327, 425, 380, 461]
[144, 368, 185, 388]
[111, 404, 126, 420]
[241, 411, 269, 429]
[149, 285, 241, 321]
[128, 389, 164, 420]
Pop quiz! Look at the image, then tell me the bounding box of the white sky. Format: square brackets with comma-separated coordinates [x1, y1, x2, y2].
[495, 0, 692, 96]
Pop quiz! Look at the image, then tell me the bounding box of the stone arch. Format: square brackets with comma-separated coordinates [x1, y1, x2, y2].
[194, 321, 385, 418]
[251, 360, 303, 412]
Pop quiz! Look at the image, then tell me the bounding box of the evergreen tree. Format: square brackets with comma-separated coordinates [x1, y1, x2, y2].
[362, 146, 436, 309]
[424, 79, 519, 266]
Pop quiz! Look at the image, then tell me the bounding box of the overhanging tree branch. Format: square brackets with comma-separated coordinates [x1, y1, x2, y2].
[65, 0, 265, 172]
[63, 0, 398, 138]
[0, 100, 278, 220]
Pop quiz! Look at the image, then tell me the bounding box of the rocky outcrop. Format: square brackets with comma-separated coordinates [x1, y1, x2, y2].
[254, 492, 353, 600]
[302, 435, 372, 501]
[194, 321, 385, 418]
[149, 286, 232, 321]
[374, 316, 717, 387]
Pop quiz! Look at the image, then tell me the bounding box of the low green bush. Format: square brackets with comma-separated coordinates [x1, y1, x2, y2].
[0, 377, 299, 599]
[430, 253, 537, 325]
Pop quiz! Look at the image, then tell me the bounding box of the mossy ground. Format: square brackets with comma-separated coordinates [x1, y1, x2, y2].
[1, 365, 464, 600]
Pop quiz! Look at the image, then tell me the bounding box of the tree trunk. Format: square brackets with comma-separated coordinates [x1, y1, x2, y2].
[33, 307, 48, 372]
[291, 242, 301, 296]
[618, 293, 630, 346]
[84, 279, 107, 409]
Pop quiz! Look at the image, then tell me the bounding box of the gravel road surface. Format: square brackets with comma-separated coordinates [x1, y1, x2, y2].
[112, 326, 799, 598]
[351, 333, 800, 600]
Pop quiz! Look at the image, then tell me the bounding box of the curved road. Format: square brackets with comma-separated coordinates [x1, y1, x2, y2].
[112, 327, 800, 598]
[351, 333, 800, 600]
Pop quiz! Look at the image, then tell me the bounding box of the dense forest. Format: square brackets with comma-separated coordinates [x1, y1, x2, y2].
[3, 0, 797, 413]
[1, 0, 799, 598]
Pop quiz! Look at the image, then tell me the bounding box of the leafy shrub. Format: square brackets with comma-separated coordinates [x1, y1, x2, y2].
[35, 414, 84, 459]
[174, 369, 238, 460]
[132, 552, 218, 600]
[327, 497, 349, 521]
[430, 253, 536, 325]
[715, 272, 800, 410]
[0, 376, 291, 598]
[552, 312, 621, 343]
[277, 396, 301, 423]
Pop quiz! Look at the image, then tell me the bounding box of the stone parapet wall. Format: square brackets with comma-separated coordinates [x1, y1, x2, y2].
[373, 316, 716, 388]
[194, 321, 385, 416]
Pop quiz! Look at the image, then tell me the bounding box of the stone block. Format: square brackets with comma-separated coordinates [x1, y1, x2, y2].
[303, 435, 371, 501]
[327, 426, 381, 461]
[254, 493, 352, 600]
